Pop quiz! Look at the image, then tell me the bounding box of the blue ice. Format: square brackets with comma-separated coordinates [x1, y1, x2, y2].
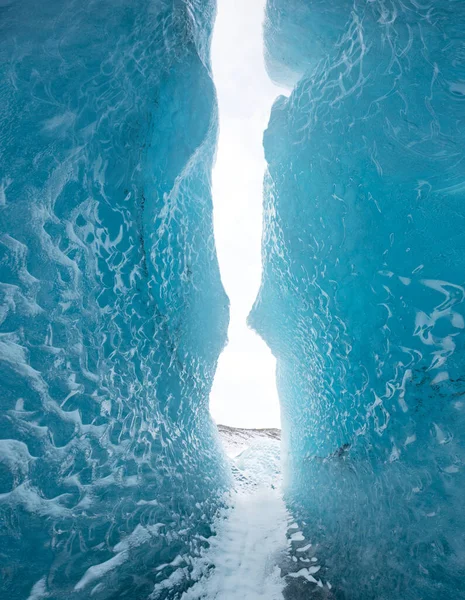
[250, 0, 465, 597]
[2, 0, 465, 598]
[0, 1, 229, 598]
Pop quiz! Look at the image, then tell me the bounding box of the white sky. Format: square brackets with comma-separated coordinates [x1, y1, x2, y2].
[209, 0, 287, 429]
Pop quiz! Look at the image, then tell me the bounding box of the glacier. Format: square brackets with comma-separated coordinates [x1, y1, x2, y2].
[0, 1, 230, 598]
[2, 0, 465, 598]
[250, 0, 465, 598]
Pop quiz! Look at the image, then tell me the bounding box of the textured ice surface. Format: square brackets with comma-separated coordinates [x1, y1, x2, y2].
[251, 1, 465, 598]
[0, 1, 230, 598]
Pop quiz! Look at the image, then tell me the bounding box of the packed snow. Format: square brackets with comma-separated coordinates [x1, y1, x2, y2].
[181, 426, 334, 600]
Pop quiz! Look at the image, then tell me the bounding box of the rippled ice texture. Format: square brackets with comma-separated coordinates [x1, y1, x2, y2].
[0, 1, 230, 598]
[250, 1, 465, 598]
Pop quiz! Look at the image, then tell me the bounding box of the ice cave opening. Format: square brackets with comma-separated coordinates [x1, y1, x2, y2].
[208, 0, 284, 430]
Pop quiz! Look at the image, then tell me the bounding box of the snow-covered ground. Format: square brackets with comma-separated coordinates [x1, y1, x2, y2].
[180, 426, 334, 600]
[181, 427, 287, 600]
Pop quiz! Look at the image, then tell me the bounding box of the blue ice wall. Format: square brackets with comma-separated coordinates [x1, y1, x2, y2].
[0, 1, 230, 598]
[251, 1, 465, 597]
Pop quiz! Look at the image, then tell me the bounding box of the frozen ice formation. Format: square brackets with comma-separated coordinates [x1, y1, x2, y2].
[250, 0, 465, 598]
[0, 0, 230, 598]
[3, 0, 465, 598]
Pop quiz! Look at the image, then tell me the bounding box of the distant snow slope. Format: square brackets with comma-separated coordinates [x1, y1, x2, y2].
[217, 424, 281, 458]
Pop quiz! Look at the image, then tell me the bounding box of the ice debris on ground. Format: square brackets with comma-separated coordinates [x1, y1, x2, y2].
[181, 427, 334, 600]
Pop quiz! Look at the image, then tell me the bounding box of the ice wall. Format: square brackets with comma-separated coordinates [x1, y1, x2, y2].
[251, 1, 465, 597]
[0, 1, 230, 598]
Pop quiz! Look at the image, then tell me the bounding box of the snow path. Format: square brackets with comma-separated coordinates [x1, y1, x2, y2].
[181, 437, 289, 600]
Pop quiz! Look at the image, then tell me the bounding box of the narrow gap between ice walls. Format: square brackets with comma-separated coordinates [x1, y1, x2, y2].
[171, 3, 320, 599]
[0, 1, 231, 599]
[249, 1, 465, 598]
[208, 0, 283, 431]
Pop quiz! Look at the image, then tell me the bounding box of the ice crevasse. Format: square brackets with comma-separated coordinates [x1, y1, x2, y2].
[1, 0, 465, 599]
[249, 0, 465, 598]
